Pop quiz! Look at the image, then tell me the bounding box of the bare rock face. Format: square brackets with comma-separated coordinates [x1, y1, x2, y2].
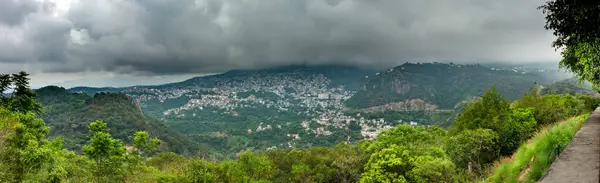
[397, 83, 412, 95]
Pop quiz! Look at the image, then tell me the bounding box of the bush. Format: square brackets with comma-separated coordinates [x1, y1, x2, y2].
[513, 89, 587, 126]
[576, 94, 600, 111]
[498, 108, 537, 155]
[445, 129, 500, 174]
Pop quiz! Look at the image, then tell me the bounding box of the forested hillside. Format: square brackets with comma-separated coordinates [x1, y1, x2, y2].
[35, 86, 199, 154]
[346, 62, 558, 109]
[58, 63, 571, 159]
[541, 78, 594, 95]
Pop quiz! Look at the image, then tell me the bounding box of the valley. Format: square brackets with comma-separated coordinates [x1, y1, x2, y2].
[61, 62, 569, 158]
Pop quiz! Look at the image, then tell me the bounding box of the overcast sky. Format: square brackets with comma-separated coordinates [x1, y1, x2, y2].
[1, 0, 561, 88]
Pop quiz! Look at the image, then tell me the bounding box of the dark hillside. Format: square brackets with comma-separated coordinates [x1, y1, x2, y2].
[346, 63, 555, 109]
[35, 86, 199, 155]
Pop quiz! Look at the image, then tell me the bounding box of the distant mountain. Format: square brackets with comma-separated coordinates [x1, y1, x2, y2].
[35, 86, 200, 155]
[57, 63, 571, 158]
[155, 65, 375, 90]
[541, 78, 595, 95]
[345, 62, 560, 109]
[68, 86, 125, 96]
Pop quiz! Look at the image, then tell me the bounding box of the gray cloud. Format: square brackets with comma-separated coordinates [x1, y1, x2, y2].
[0, 0, 37, 25]
[0, 0, 560, 76]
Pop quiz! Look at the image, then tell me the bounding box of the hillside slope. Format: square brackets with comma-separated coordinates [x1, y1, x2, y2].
[36, 86, 199, 155]
[346, 62, 556, 109]
[61, 63, 569, 157]
[541, 78, 595, 95]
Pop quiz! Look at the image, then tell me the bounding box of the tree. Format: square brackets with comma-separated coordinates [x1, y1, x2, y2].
[133, 131, 162, 157]
[0, 74, 10, 103]
[82, 120, 126, 182]
[539, 1, 600, 90]
[0, 72, 42, 114]
[185, 158, 218, 183]
[238, 150, 274, 182]
[451, 86, 510, 133]
[497, 108, 537, 155]
[0, 108, 53, 182]
[446, 129, 500, 174]
[539, 1, 600, 48]
[360, 125, 456, 182]
[331, 143, 368, 183]
[8, 72, 41, 114]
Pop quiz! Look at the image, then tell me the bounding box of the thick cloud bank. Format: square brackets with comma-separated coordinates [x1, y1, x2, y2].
[0, 0, 560, 76]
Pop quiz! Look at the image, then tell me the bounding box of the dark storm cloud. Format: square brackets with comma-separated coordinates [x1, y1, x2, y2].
[0, 0, 37, 25]
[0, 0, 559, 75]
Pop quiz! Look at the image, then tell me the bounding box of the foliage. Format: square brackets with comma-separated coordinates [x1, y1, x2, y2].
[488, 114, 589, 182]
[0, 72, 42, 114]
[498, 108, 537, 155]
[451, 86, 511, 133]
[541, 78, 594, 95]
[576, 94, 600, 111]
[359, 125, 458, 182]
[346, 110, 457, 128]
[35, 86, 198, 154]
[1, 72, 596, 182]
[539, 0, 600, 49]
[540, 0, 600, 91]
[445, 129, 499, 174]
[513, 88, 586, 126]
[133, 131, 162, 156]
[0, 108, 56, 182]
[83, 120, 127, 182]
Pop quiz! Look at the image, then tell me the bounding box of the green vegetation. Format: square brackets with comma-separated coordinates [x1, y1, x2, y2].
[345, 110, 457, 128]
[540, 0, 600, 91]
[34, 86, 198, 154]
[1, 70, 597, 182]
[488, 114, 589, 182]
[541, 78, 594, 95]
[346, 63, 555, 109]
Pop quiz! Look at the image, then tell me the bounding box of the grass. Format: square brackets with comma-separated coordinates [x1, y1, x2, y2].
[486, 114, 590, 183]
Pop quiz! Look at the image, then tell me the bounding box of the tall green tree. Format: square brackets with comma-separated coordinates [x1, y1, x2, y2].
[539, 1, 600, 90]
[451, 86, 510, 133]
[0, 72, 41, 114]
[82, 120, 126, 182]
[0, 74, 10, 103]
[133, 131, 162, 157]
[0, 72, 57, 182]
[8, 72, 41, 114]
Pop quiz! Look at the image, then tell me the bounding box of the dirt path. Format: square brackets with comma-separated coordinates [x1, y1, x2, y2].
[538, 108, 600, 183]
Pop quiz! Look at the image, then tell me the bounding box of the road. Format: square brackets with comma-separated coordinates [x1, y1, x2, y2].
[538, 107, 600, 183]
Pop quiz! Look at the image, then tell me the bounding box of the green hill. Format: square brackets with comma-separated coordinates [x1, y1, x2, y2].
[345, 62, 556, 109]
[35, 86, 200, 155]
[541, 78, 595, 95]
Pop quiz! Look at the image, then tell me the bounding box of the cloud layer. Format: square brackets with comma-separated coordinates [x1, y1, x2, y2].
[0, 0, 560, 76]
